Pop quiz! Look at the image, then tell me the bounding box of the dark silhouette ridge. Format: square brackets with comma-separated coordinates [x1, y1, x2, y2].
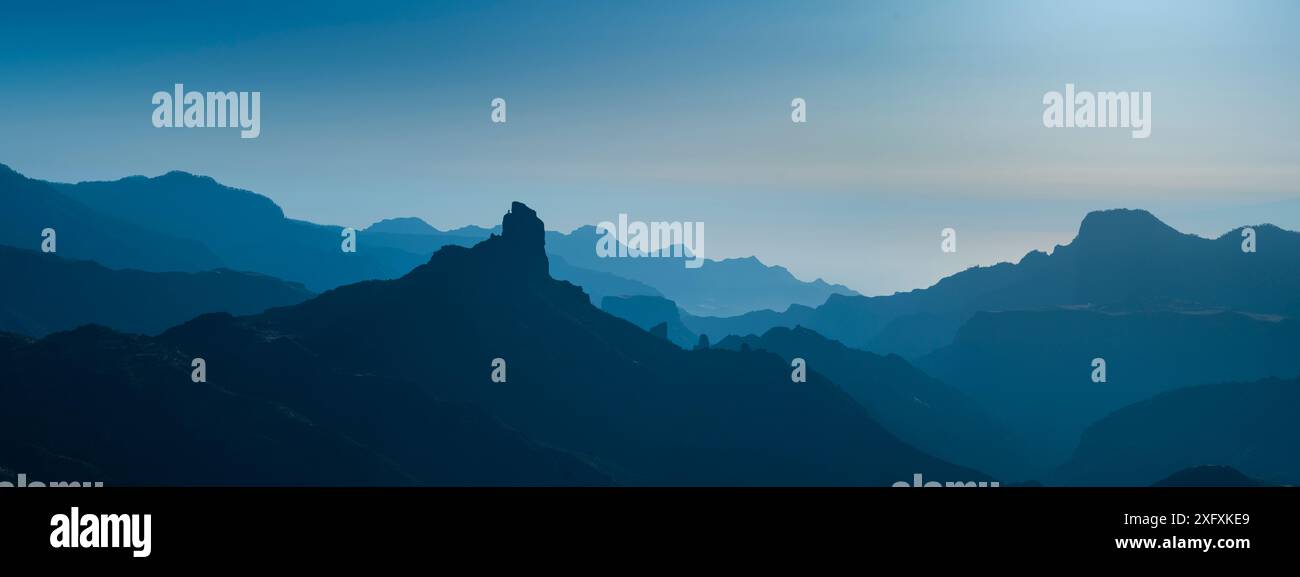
[1072, 208, 1185, 247]
[498, 201, 548, 276]
[13, 156, 1296, 485]
[249, 202, 985, 485]
[0, 244, 312, 337]
[0, 321, 612, 486]
[0, 202, 983, 486]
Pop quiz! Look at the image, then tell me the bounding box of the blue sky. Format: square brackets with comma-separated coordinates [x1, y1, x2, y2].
[2, 0, 1297, 295]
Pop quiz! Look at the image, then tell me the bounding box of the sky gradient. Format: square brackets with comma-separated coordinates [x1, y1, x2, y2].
[3, 0, 1297, 296]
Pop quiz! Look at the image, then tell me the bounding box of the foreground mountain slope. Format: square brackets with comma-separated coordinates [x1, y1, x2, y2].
[918, 309, 1300, 472]
[1151, 465, 1267, 487]
[1057, 376, 1300, 486]
[0, 245, 313, 337]
[0, 323, 610, 486]
[251, 202, 983, 485]
[714, 326, 1024, 478]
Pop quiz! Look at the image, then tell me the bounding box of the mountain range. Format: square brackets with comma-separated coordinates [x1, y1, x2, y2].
[0, 164, 220, 272]
[0, 202, 984, 486]
[3, 161, 1298, 487]
[1, 164, 850, 318]
[544, 225, 858, 316]
[683, 209, 1300, 359]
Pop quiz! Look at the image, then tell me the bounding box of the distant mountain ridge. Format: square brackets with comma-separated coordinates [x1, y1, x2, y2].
[545, 225, 858, 316]
[50, 170, 434, 291]
[0, 245, 313, 337]
[7, 159, 1299, 487]
[2, 164, 852, 317]
[0, 164, 222, 272]
[684, 208, 1300, 357]
[600, 295, 697, 348]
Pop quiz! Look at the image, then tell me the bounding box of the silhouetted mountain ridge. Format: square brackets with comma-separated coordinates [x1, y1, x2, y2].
[5, 164, 843, 316]
[544, 225, 859, 316]
[248, 202, 983, 485]
[49, 169, 433, 291]
[685, 208, 1300, 357]
[0, 163, 223, 272]
[1, 201, 982, 485]
[0, 245, 313, 337]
